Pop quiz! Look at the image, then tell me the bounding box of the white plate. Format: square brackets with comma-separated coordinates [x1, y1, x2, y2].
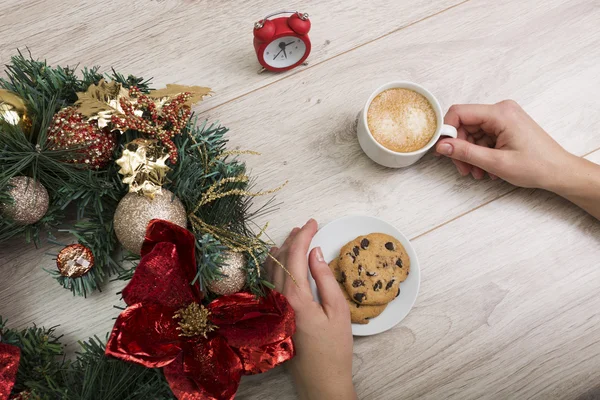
[308, 215, 420, 336]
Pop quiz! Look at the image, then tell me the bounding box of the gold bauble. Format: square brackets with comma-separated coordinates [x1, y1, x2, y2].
[0, 89, 30, 132]
[207, 251, 247, 295]
[113, 189, 187, 254]
[2, 176, 49, 225]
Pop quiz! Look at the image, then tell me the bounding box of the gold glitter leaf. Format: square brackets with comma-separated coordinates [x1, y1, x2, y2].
[116, 139, 170, 198]
[75, 79, 131, 127]
[148, 84, 211, 107]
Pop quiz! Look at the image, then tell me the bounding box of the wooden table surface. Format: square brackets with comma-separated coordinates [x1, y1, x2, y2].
[1, 1, 599, 399]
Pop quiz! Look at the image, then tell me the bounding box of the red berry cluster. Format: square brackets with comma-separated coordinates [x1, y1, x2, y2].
[111, 87, 192, 163]
[47, 107, 117, 169]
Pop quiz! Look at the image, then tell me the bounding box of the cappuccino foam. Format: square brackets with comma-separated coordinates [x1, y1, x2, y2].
[367, 88, 437, 153]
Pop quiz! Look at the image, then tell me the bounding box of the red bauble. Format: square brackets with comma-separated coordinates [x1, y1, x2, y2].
[47, 107, 116, 169]
[0, 343, 20, 399]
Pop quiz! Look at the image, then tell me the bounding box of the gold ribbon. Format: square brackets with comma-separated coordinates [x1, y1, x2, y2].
[186, 128, 297, 286]
[188, 173, 296, 286]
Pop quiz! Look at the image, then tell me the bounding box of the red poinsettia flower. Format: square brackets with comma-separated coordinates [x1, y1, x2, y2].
[105, 220, 296, 400]
[0, 342, 20, 399]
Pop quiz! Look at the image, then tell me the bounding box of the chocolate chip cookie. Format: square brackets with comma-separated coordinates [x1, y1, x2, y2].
[338, 233, 410, 305]
[329, 259, 387, 324]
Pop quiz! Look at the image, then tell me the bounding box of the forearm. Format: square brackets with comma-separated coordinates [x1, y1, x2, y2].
[548, 154, 600, 220]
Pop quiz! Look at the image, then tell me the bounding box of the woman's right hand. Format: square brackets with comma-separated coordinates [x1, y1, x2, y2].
[435, 100, 573, 191]
[265, 219, 357, 400]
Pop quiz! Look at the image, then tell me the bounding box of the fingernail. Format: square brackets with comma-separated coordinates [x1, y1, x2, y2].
[458, 166, 471, 176]
[438, 143, 453, 156]
[315, 247, 324, 262]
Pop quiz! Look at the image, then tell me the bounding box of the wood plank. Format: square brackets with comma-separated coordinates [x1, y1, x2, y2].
[203, 0, 600, 247]
[0, 0, 463, 111]
[237, 149, 600, 399]
[1, 0, 600, 398]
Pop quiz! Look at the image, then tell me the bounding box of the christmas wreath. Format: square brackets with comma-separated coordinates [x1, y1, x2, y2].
[0, 51, 296, 399]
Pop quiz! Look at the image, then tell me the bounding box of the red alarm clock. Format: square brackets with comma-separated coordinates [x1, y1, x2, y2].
[253, 11, 311, 73]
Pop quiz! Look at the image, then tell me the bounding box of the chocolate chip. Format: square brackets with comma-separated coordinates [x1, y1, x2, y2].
[385, 242, 395, 251]
[358, 265, 363, 275]
[339, 271, 346, 284]
[360, 238, 369, 249]
[352, 279, 365, 287]
[346, 252, 356, 263]
[373, 280, 382, 291]
[366, 271, 377, 277]
[353, 293, 366, 303]
[353, 246, 360, 256]
[395, 259, 403, 268]
[383, 262, 388, 268]
[396, 287, 401, 297]
[385, 279, 395, 290]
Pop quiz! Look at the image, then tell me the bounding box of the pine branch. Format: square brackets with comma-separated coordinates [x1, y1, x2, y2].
[108, 68, 153, 93]
[64, 337, 173, 400]
[0, 316, 67, 399]
[195, 233, 227, 297]
[0, 318, 173, 400]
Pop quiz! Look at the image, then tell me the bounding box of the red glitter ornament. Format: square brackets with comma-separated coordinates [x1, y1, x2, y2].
[47, 107, 116, 169]
[111, 88, 192, 163]
[0, 343, 20, 399]
[105, 219, 296, 400]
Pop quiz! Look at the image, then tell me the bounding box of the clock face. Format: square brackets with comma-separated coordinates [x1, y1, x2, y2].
[263, 36, 307, 69]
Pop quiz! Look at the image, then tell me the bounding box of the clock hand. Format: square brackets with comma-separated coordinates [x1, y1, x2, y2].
[285, 41, 295, 46]
[283, 47, 288, 59]
[273, 41, 288, 60]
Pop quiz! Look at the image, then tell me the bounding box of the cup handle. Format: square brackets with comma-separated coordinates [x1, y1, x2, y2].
[440, 124, 458, 138]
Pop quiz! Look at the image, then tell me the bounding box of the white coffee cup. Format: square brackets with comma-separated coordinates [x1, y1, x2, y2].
[357, 81, 457, 168]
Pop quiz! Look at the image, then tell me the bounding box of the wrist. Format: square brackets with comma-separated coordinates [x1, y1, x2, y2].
[542, 152, 582, 194]
[289, 365, 356, 400]
[304, 378, 356, 400]
[546, 154, 600, 198]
